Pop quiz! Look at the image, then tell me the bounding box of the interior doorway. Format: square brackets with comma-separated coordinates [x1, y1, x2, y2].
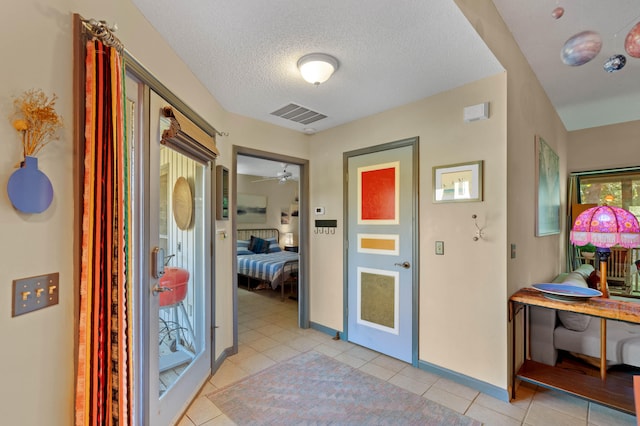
[232, 147, 310, 351]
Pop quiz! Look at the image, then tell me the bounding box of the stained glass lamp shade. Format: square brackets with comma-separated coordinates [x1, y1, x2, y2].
[570, 205, 640, 297]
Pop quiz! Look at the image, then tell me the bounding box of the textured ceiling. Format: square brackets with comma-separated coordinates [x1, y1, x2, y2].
[131, 0, 504, 134]
[492, 0, 640, 131]
[131, 0, 639, 139]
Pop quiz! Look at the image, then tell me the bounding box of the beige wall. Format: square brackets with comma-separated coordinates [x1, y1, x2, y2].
[568, 120, 640, 172]
[309, 72, 508, 387]
[456, 0, 572, 386]
[6, 0, 627, 423]
[456, 0, 569, 293]
[236, 174, 300, 243]
[0, 0, 308, 424]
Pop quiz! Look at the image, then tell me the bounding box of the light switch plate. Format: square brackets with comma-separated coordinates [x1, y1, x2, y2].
[435, 241, 444, 255]
[12, 273, 59, 317]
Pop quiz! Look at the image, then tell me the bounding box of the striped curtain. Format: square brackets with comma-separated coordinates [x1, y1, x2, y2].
[75, 38, 133, 426]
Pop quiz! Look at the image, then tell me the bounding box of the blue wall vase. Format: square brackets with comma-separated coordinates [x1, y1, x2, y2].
[7, 156, 54, 213]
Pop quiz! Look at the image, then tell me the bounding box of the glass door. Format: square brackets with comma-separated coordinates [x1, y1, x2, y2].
[150, 91, 212, 424]
[128, 83, 212, 424]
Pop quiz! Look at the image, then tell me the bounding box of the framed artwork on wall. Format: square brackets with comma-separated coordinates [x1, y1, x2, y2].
[432, 160, 483, 203]
[281, 207, 290, 224]
[535, 135, 560, 236]
[237, 193, 267, 223]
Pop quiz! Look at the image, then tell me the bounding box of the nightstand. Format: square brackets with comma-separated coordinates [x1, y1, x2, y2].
[284, 245, 299, 253]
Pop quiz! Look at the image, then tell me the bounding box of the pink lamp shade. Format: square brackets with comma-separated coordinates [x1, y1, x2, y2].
[570, 205, 640, 248]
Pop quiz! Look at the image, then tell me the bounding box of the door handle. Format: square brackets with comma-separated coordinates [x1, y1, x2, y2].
[394, 261, 411, 269]
[152, 284, 173, 295]
[152, 247, 165, 279]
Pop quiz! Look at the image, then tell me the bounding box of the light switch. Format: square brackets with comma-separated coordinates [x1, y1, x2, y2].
[12, 273, 59, 317]
[435, 241, 444, 255]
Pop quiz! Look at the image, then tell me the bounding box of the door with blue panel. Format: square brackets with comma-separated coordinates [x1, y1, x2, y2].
[347, 141, 417, 363]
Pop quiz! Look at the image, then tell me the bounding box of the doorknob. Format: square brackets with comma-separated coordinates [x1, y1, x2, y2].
[394, 261, 411, 269]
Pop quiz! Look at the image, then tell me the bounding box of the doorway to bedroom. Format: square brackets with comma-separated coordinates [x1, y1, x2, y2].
[233, 147, 310, 351]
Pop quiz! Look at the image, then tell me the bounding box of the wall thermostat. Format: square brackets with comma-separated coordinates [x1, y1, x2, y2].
[315, 206, 325, 215]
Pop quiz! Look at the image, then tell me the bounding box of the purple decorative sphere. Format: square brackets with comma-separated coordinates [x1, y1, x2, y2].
[561, 31, 602, 66]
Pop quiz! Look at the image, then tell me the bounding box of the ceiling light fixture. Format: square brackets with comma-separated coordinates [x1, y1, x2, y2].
[297, 53, 339, 86]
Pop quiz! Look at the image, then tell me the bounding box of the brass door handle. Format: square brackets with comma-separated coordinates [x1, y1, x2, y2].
[152, 285, 173, 295]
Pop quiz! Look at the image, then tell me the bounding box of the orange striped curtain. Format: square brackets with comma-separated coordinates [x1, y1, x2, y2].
[76, 39, 132, 426]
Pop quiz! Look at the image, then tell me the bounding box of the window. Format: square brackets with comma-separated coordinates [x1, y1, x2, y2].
[571, 168, 640, 297]
[577, 170, 640, 222]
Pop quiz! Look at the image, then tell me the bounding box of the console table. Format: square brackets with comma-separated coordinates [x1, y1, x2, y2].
[509, 287, 640, 414]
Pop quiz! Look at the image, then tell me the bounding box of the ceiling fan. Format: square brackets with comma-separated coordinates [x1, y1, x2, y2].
[252, 164, 294, 184]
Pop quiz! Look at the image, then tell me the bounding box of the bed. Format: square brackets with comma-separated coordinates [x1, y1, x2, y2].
[237, 228, 298, 301]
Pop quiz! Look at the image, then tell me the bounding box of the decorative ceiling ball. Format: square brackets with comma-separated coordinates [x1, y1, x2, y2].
[624, 21, 640, 58]
[552, 7, 564, 19]
[603, 54, 627, 72]
[561, 31, 602, 66]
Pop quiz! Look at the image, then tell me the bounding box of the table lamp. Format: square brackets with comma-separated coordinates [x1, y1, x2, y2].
[570, 205, 640, 298]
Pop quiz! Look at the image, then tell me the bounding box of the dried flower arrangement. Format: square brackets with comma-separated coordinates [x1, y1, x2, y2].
[10, 89, 63, 160]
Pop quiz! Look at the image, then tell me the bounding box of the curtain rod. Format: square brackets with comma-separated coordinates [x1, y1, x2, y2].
[80, 18, 124, 52]
[79, 14, 229, 140]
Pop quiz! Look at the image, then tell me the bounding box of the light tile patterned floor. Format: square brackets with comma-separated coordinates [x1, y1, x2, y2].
[176, 288, 637, 426]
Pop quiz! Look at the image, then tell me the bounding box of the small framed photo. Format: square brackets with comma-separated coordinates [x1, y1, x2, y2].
[433, 160, 483, 203]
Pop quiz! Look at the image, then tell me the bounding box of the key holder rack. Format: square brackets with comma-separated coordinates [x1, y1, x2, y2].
[314, 219, 337, 234]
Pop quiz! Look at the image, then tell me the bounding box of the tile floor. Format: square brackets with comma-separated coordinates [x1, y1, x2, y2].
[176, 289, 637, 426]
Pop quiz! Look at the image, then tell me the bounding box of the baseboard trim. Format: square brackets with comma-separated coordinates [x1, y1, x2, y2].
[310, 321, 342, 340]
[418, 360, 509, 402]
[213, 346, 234, 373]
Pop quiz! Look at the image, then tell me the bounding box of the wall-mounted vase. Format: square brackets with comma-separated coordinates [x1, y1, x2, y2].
[7, 156, 53, 213]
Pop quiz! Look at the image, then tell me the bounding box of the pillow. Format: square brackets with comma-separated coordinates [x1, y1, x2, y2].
[265, 237, 282, 253]
[559, 271, 588, 288]
[573, 264, 595, 280]
[557, 273, 592, 331]
[248, 236, 269, 254]
[237, 239, 253, 255]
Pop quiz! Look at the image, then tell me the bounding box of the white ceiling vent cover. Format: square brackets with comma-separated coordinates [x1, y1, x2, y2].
[271, 103, 327, 125]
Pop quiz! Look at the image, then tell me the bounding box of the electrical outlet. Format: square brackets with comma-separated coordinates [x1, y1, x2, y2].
[435, 241, 444, 255]
[12, 273, 59, 317]
[511, 244, 516, 259]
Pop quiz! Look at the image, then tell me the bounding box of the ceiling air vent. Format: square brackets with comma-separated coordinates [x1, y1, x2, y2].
[270, 103, 327, 125]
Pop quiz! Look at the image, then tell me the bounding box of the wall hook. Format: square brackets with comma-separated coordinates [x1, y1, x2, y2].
[472, 214, 485, 241]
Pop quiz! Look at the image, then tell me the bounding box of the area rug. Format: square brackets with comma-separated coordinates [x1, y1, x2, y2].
[207, 351, 480, 425]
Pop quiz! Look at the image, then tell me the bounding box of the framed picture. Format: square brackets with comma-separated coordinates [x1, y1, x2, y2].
[237, 193, 267, 223]
[535, 135, 560, 236]
[281, 207, 290, 225]
[433, 160, 483, 203]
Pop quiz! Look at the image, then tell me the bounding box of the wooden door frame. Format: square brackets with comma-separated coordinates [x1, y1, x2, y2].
[342, 137, 420, 366]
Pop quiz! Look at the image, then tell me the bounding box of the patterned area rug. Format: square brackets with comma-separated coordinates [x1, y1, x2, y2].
[207, 351, 481, 425]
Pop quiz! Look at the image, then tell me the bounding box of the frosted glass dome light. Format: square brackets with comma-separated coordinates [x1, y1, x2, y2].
[297, 53, 339, 85]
